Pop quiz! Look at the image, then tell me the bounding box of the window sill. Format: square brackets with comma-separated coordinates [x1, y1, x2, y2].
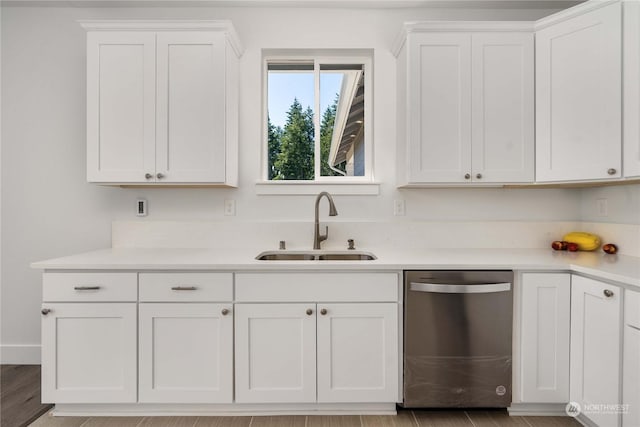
[255, 181, 380, 195]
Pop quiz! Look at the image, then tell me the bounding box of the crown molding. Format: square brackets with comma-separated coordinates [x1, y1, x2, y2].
[392, 20, 534, 56]
[78, 19, 244, 56]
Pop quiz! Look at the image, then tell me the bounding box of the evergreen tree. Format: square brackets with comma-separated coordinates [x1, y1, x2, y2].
[275, 99, 314, 180]
[267, 116, 283, 180]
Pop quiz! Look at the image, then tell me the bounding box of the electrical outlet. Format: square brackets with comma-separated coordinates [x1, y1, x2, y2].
[394, 199, 406, 216]
[224, 199, 236, 216]
[596, 198, 608, 217]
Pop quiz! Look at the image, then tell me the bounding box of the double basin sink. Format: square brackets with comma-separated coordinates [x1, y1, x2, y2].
[256, 250, 377, 261]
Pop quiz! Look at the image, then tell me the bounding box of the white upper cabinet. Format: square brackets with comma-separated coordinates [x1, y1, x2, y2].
[86, 32, 156, 183]
[395, 25, 534, 186]
[535, 2, 622, 182]
[471, 33, 534, 183]
[406, 33, 472, 184]
[624, 0, 640, 178]
[84, 21, 241, 186]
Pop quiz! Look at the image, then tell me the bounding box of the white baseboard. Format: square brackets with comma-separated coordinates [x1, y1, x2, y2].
[1, 344, 41, 364]
[52, 403, 397, 417]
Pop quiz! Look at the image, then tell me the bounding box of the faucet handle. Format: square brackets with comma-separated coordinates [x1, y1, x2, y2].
[347, 239, 355, 250]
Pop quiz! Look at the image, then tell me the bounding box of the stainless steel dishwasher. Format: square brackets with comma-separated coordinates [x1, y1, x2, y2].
[402, 270, 513, 408]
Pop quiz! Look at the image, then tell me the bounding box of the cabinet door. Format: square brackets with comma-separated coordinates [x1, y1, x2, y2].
[87, 32, 156, 183]
[235, 303, 316, 403]
[317, 303, 398, 403]
[624, 0, 640, 178]
[138, 303, 233, 403]
[408, 33, 472, 183]
[41, 303, 137, 403]
[536, 3, 622, 182]
[156, 32, 226, 183]
[471, 33, 534, 183]
[624, 325, 640, 427]
[570, 275, 622, 427]
[519, 273, 570, 403]
[623, 290, 640, 427]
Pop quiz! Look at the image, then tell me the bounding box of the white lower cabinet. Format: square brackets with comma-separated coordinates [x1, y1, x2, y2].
[623, 290, 640, 427]
[317, 303, 398, 403]
[234, 302, 399, 404]
[234, 303, 317, 403]
[138, 303, 233, 403]
[519, 273, 570, 403]
[570, 275, 622, 427]
[41, 303, 137, 403]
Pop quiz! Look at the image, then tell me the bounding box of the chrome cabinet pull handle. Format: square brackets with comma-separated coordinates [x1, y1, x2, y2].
[221, 308, 230, 316]
[476, 173, 482, 179]
[464, 173, 471, 180]
[320, 308, 328, 315]
[607, 168, 617, 175]
[171, 286, 197, 291]
[156, 173, 165, 179]
[604, 289, 614, 298]
[145, 173, 153, 179]
[74, 286, 100, 291]
[41, 308, 51, 315]
[306, 308, 313, 316]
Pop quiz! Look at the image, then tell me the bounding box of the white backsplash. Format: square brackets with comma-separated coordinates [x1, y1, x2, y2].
[112, 220, 640, 256]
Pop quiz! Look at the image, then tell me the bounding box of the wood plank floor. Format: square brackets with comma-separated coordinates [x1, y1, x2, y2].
[28, 410, 582, 427]
[1, 365, 53, 427]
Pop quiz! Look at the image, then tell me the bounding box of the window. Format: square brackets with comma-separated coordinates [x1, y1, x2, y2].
[264, 56, 372, 182]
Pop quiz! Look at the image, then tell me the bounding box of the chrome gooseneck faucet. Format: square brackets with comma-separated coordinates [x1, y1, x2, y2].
[313, 191, 338, 250]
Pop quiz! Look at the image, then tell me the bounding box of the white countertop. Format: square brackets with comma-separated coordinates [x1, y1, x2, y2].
[32, 247, 640, 288]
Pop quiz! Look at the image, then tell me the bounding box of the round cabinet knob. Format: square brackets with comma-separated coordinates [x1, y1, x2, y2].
[306, 308, 313, 316]
[320, 308, 328, 316]
[476, 173, 483, 179]
[607, 168, 617, 175]
[464, 173, 471, 180]
[156, 173, 165, 179]
[41, 308, 51, 315]
[145, 173, 153, 180]
[604, 289, 614, 298]
[221, 308, 229, 316]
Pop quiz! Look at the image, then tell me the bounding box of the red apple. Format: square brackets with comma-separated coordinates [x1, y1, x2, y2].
[567, 242, 579, 252]
[602, 243, 618, 254]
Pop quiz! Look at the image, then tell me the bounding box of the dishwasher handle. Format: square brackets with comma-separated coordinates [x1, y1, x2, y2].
[409, 282, 511, 294]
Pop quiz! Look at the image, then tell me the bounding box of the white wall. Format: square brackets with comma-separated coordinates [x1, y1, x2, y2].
[580, 184, 640, 225]
[0, 3, 595, 362]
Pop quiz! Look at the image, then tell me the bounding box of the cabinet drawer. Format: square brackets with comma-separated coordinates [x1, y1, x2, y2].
[235, 272, 400, 302]
[43, 273, 137, 302]
[626, 289, 640, 328]
[139, 273, 232, 302]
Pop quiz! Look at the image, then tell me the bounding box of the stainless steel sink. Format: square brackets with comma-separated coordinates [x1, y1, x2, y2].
[317, 253, 376, 261]
[256, 250, 376, 261]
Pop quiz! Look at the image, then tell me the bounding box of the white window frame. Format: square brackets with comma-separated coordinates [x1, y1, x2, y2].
[258, 53, 377, 195]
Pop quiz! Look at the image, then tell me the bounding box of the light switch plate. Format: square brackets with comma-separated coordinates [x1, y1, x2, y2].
[596, 198, 608, 217]
[224, 199, 236, 216]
